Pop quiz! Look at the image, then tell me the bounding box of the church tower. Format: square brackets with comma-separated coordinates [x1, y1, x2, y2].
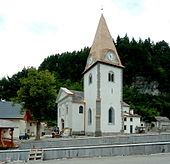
[83, 14, 124, 136]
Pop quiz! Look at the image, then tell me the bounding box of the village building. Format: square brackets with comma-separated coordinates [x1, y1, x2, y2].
[56, 88, 84, 135]
[0, 100, 45, 138]
[0, 120, 17, 148]
[56, 14, 143, 136]
[152, 116, 170, 132]
[122, 102, 145, 133]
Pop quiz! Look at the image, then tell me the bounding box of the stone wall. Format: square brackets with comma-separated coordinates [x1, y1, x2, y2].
[1, 134, 170, 162]
[20, 133, 170, 149]
[1, 141, 170, 162]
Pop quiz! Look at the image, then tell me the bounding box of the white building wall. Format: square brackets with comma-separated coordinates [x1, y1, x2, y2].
[57, 96, 72, 131]
[100, 64, 123, 133]
[10, 119, 26, 138]
[123, 106, 130, 113]
[2, 119, 45, 139]
[26, 122, 39, 136]
[4, 119, 27, 138]
[57, 95, 85, 133]
[67, 101, 73, 129]
[71, 103, 84, 132]
[124, 116, 141, 133]
[84, 66, 98, 133]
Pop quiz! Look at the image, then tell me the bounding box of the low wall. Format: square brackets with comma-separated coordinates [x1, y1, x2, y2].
[20, 133, 170, 149]
[1, 141, 170, 162]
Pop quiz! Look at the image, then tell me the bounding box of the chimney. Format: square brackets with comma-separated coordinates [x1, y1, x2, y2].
[130, 109, 134, 115]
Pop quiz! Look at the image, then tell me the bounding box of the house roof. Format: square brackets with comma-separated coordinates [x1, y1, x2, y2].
[61, 87, 74, 95]
[0, 101, 24, 119]
[155, 116, 170, 122]
[0, 119, 18, 128]
[123, 112, 140, 117]
[56, 88, 84, 104]
[122, 102, 130, 107]
[70, 90, 84, 102]
[84, 14, 123, 73]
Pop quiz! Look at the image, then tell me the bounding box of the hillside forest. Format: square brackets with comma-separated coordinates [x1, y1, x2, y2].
[0, 35, 170, 122]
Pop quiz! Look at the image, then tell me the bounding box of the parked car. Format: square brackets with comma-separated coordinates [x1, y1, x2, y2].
[19, 133, 29, 140]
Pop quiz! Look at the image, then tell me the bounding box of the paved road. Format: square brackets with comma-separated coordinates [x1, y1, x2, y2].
[13, 153, 170, 164]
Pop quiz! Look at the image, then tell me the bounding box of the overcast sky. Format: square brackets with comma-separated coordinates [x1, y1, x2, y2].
[0, 0, 170, 78]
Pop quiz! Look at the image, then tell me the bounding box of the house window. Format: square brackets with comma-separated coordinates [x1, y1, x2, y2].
[30, 123, 32, 126]
[124, 117, 127, 121]
[88, 108, 92, 125]
[27, 129, 30, 133]
[108, 71, 114, 82]
[124, 125, 127, 130]
[108, 107, 114, 124]
[130, 118, 133, 122]
[79, 106, 83, 114]
[89, 73, 92, 84]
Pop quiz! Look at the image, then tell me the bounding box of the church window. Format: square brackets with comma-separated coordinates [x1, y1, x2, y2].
[108, 71, 114, 82]
[89, 73, 92, 84]
[88, 108, 92, 125]
[79, 106, 83, 114]
[108, 107, 114, 124]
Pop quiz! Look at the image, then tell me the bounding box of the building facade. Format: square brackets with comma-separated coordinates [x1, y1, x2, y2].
[56, 88, 85, 135]
[122, 102, 144, 134]
[57, 14, 142, 136]
[0, 101, 45, 138]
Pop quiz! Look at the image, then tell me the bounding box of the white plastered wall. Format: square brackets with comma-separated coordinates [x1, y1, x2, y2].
[124, 116, 141, 133]
[71, 103, 84, 132]
[84, 66, 97, 133]
[100, 64, 123, 133]
[57, 96, 72, 131]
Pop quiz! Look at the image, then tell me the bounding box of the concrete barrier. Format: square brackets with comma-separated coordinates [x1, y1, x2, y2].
[20, 133, 170, 149]
[1, 141, 170, 162]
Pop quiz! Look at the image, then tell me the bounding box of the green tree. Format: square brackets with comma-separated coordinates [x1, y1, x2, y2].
[14, 68, 57, 140]
[0, 68, 28, 100]
[39, 47, 89, 90]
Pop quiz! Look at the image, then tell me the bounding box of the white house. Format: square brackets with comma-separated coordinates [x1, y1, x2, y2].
[0, 101, 45, 138]
[123, 102, 144, 133]
[56, 14, 143, 136]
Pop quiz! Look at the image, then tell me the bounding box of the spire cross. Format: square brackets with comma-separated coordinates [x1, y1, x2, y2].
[101, 5, 104, 13]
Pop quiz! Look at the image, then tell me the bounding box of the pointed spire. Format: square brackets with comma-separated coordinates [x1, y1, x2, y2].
[84, 14, 123, 72]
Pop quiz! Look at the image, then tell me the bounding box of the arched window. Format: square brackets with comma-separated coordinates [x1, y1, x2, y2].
[108, 107, 114, 124]
[88, 108, 92, 125]
[108, 71, 114, 82]
[89, 73, 92, 84]
[79, 106, 83, 114]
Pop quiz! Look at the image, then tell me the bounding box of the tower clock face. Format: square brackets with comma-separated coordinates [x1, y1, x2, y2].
[107, 51, 116, 61]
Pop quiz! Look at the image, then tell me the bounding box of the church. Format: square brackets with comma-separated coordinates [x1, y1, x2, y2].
[56, 14, 143, 136]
